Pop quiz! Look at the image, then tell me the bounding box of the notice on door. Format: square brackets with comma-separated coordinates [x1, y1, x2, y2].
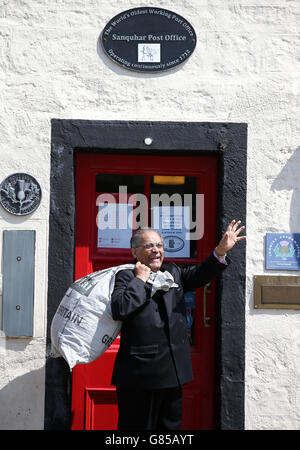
[152, 206, 190, 258]
[97, 203, 133, 248]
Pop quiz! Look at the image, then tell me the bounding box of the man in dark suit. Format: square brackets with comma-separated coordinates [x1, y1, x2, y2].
[111, 220, 246, 430]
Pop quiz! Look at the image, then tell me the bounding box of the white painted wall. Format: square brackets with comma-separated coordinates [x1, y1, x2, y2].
[0, 0, 299, 429]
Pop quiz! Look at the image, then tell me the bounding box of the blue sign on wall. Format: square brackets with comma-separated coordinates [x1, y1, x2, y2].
[266, 233, 300, 270]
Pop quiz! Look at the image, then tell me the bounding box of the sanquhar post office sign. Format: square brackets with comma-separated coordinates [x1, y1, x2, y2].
[101, 7, 197, 73]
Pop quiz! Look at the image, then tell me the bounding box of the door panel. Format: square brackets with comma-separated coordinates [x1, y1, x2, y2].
[72, 152, 218, 430]
[85, 388, 118, 430]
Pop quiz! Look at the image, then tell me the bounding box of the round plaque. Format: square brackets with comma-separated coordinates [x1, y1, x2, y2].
[0, 173, 42, 216]
[163, 235, 185, 252]
[101, 7, 197, 73]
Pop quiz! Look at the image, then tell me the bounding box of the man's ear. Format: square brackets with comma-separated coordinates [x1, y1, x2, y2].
[131, 248, 137, 259]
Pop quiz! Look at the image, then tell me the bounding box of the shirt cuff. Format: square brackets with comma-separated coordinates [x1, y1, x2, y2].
[213, 250, 228, 265]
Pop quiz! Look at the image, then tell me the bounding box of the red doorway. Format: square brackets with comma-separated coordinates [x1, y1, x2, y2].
[71, 152, 218, 430]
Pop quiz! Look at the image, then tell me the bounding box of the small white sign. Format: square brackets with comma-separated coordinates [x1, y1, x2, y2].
[152, 206, 190, 258]
[97, 203, 133, 249]
[138, 43, 161, 62]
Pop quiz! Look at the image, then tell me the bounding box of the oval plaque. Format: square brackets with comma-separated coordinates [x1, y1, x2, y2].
[0, 173, 42, 216]
[163, 235, 185, 252]
[101, 7, 197, 73]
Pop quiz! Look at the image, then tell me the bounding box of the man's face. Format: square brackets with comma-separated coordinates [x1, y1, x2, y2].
[131, 230, 164, 272]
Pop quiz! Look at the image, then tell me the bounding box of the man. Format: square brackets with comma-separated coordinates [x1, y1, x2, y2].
[111, 220, 246, 430]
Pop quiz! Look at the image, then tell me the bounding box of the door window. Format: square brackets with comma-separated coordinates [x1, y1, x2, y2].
[150, 175, 198, 259]
[96, 174, 144, 252]
[95, 173, 201, 261]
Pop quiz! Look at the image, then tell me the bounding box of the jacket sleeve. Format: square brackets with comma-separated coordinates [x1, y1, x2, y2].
[180, 252, 230, 291]
[111, 270, 152, 321]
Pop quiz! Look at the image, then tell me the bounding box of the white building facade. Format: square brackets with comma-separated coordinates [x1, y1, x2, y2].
[0, 0, 300, 430]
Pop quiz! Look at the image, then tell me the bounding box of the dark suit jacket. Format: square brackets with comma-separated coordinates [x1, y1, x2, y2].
[110, 253, 229, 389]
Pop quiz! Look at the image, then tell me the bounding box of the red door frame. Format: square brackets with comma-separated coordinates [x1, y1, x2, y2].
[71, 152, 218, 429]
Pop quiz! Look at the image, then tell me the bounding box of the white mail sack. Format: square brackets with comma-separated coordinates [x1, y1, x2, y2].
[50, 264, 134, 370]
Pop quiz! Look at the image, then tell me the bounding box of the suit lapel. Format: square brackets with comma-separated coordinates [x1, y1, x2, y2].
[160, 264, 178, 321]
[159, 264, 178, 320]
[162, 288, 175, 321]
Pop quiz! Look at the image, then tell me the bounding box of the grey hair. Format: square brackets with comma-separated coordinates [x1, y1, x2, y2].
[130, 228, 164, 249]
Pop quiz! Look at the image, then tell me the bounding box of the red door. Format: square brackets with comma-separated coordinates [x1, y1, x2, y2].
[71, 152, 218, 430]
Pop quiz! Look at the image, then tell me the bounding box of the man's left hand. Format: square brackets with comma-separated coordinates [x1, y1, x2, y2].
[215, 220, 246, 257]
